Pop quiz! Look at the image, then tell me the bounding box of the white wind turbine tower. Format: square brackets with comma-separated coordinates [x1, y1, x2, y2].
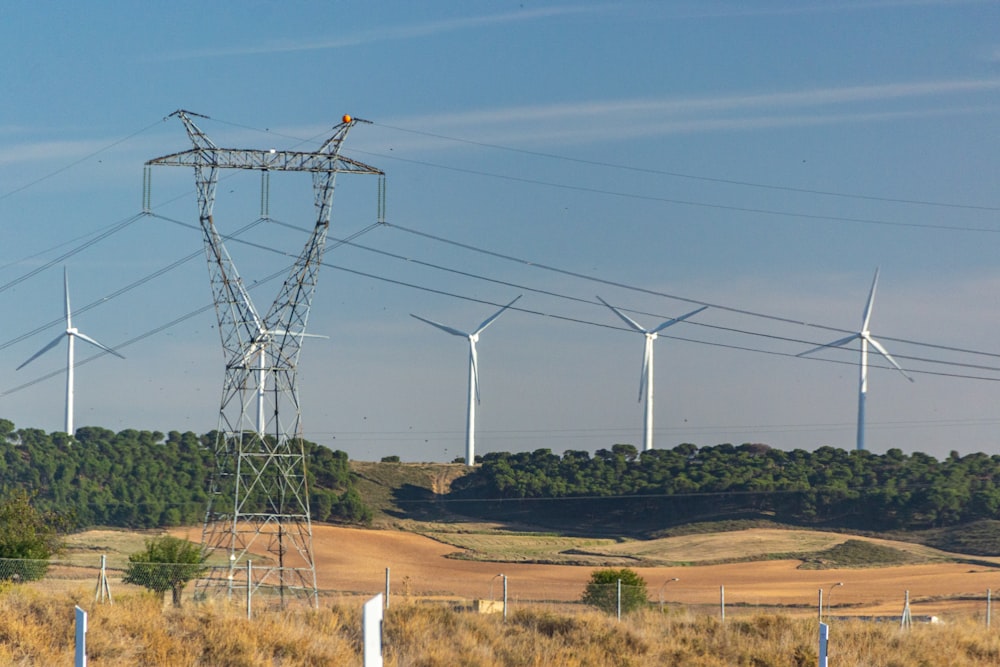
[598, 296, 707, 452]
[798, 268, 913, 451]
[244, 326, 327, 436]
[412, 295, 521, 465]
[16, 268, 124, 435]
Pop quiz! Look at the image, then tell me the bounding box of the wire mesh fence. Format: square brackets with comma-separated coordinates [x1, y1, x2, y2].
[4, 555, 999, 627]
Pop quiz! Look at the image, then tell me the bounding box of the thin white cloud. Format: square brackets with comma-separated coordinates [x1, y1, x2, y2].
[402, 78, 1000, 128]
[654, 0, 994, 20]
[0, 139, 111, 166]
[158, 5, 601, 61]
[380, 77, 1000, 148]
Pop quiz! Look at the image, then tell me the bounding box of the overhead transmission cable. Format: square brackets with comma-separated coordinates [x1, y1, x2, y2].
[7, 209, 1000, 402]
[149, 217, 1000, 382]
[0, 117, 166, 202]
[193, 114, 1000, 358]
[1, 213, 387, 397]
[7, 113, 999, 398]
[0, 216, 270, 354]
[0, 213, 146, 296]
[203, 114, 1000, 233]
[354, 152, 1000, 234]
[265, 218, 1000, 375]
[371, 121, 1000, 213]
[383, 221, 1000, 360]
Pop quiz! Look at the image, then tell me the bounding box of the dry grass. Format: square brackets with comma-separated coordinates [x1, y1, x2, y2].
[421, 527, 967, 567]
[421, 532, 620, 564]
[5, 586, 1000, 666]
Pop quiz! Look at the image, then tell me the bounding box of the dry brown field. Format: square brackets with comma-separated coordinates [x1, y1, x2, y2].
[305, 525, 1000, 619]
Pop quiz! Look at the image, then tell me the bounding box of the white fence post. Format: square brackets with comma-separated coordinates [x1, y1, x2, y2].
[818, 622, 829, 667]
[363, 593, 384, 667]
[616, 579, 622, 622]
[720, 585, 725, 623]
[75, 605, 87, 667]
[900, 590, 912, 630]
[502, 574, 508, 622]
[246, 560, 252, 620]
[94, 554, 112, 604]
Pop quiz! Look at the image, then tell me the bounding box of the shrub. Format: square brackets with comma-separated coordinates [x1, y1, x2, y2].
[122, 535, 208, 607]
[581, 567, 648, 614]
[0, 490, 61, 581]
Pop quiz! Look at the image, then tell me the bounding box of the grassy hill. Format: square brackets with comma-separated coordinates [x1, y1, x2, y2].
[350, 461, 471, 526]
[348, 461, 1000, 562]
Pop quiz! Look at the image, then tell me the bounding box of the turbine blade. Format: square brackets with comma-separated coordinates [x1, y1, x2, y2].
[650, 305, 709, 334]
[266, 328, 329, 340]
[411, 314, 469, 338]
[862, 268, 880, 331]
[867, 335, 915, 382]
[16, 334, 64, 370]
[596, 296, 646, 333]
[470, 339, 481, 404]
[63, 267, 72, 329]
[473, 295, 522, 336]
[74, 331, 125, 359]
[797, 334, 860, 358]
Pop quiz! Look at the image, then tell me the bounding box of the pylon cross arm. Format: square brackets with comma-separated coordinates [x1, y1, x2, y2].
[146, 148, 383, 174]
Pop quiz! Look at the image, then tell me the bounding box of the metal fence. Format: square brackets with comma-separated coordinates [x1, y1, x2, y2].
[3, 556, 997, 627]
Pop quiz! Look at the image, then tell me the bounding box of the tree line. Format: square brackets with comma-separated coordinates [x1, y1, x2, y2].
[448, 443, 1000, 532]
[0, 419, 370, 530]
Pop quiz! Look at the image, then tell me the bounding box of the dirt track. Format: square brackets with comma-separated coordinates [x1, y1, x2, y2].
[311, 525, 1000, 616]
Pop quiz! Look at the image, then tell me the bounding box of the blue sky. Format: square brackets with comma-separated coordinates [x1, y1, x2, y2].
[1, 1, 999, 461]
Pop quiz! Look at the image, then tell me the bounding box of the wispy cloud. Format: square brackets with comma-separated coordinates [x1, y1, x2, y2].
[384, 77, 1000, 146]
[656, 0, 994, 20]
[158, 6, 600, 61]
[0, 140, 112, 166]
[404, 78, 1000, 127]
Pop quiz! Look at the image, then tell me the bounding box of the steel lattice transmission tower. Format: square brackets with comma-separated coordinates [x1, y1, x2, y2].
[147, 110, 383, 605]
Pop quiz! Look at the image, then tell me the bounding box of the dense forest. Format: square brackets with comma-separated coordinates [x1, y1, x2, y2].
[447, 443, 1000, 534]
[0, 419, 370, 529]
[5, 413, 1000, 538]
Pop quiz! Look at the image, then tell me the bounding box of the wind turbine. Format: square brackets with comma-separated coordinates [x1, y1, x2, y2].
[242, 327, 327, 436]
[597, 296, 707, 452]
[412, 296, 521, 465]
[16, 268, 124, 436]
[798, 268, 913, 451]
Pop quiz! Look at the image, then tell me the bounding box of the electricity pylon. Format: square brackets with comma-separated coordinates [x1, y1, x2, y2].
[147, 110, 383, 605]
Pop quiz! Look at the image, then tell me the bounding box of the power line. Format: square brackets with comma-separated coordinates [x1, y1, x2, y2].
[371, 121, 1000, 213]
[5, 207, 1000, 407]
[194, 114, 1000, 232]
[197, 220, 1000, 381]
[264, 218, 1000, 375]
[383, 221, 1000, 360]
[0, 118, 167, 201]
[361, 152, 1000, 234]
[0, 213, 146, 296]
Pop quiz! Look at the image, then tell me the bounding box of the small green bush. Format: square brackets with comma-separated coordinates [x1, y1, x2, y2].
[581, 567, 648, 614]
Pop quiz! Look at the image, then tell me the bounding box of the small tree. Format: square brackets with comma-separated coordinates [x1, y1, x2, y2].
[123, 536, 208, 607]
[0, 490, 62, 582]
[581, 567, 648, 614]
